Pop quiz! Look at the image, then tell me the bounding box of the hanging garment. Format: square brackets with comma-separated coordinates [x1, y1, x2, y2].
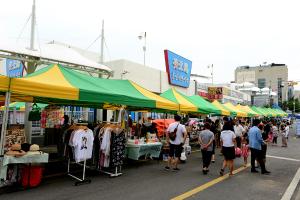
[70, 129, 94, 162]
[100, 128, 112, 167]
[110, 131, 126, 167]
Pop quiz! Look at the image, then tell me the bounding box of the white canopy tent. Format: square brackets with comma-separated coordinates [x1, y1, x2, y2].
[0, 40, 112, 75]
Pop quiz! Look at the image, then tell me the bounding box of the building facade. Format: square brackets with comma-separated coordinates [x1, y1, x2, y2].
[235, 63, 288, 104]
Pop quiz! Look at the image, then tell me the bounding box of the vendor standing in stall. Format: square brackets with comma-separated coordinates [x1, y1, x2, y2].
[165, 115, 187, 171]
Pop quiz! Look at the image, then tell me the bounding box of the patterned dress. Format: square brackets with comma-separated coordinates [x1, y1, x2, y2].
[110, 131, 126, 167]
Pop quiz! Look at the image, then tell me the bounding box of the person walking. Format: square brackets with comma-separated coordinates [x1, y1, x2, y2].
[281, 123, 288, 147]
[241, 137, 249, 167]
[220, 122, 236, 176]
[248, 119, 270, 174]
[234, 120, 244, 148]
[165, 115, 187, 171]
[272, 121, 279, 146]
[199, 122, 215, 174]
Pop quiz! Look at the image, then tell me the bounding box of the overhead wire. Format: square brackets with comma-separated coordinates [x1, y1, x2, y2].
[16, 14, 32, 43]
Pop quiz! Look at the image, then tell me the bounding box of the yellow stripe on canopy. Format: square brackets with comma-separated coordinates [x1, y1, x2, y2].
[212, 100, 230, 116]
[236, 104, 260, 117]
[10, 64, 79, 100]
[224, 102, 248, 117]
[172, 88, 198, 112]
[130, 81, 179, 111]
[0, 75, 10, 91]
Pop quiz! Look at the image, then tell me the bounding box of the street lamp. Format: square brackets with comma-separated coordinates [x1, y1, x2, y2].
[207, 64, 213, 85]
[121, 70, 129, 80]
[138, 32, 146, 66]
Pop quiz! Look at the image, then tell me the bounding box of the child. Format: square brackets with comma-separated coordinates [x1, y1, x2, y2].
[241, 138, 249, 167]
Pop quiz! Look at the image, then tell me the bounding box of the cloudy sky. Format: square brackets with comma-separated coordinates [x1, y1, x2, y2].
[1, 0, 300, 89]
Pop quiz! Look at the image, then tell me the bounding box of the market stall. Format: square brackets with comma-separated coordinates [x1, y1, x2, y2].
[0, 64, 180, 184]
[211, 100, 231, 116]
[223, 102, 248, 118]
[236, 104, 260, 118]
[160, 88, 198, 113]
[187, 95, 222, 115]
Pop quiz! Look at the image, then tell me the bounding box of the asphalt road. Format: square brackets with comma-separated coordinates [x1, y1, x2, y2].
[1, 125, 300, 200]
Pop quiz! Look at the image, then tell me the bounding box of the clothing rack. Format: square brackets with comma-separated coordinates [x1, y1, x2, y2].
[67, 158, 91, 186]
[66, 125, 93, 186]
[98, 166, 122, 177]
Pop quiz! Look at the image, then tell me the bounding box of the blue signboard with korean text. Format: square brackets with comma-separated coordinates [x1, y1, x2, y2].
[164, 50, 192, 88]
[5, 59, 24, 77]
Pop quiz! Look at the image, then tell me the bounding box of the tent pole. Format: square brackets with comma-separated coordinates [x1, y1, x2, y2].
[0, 92, 11, 155]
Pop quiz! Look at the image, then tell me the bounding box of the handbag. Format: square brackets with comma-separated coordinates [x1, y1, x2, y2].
[28, 103, 41, 121]
[169, 123, 179, 141]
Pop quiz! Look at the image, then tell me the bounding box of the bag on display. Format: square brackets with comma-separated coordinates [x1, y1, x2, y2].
[28, 103, 41, 121]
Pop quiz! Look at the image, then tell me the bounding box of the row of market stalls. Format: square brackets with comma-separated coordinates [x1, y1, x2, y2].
[0, 64, 287, 187]
[0, 63, 287, 154]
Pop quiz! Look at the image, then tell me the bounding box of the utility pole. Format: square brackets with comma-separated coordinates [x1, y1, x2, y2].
[96, 20, 105, 122]
[25, 0, 36, 143]
[30, 0, 35, 51]
[100, 20, 104, 64]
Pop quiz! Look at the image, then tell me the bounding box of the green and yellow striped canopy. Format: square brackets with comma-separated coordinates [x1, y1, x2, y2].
[223, 102, 248, 117]
[7, 64, 178, 111]
[211, 100, 231, 116]
[160, 88, 198, 112]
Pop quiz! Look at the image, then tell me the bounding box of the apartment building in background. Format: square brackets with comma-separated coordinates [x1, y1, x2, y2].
[235, 63, 288, 105]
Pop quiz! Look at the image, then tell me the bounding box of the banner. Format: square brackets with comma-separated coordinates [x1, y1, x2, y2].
[164, 50, 192, 88]
[208, 87, 223, 100]
[5, 59, 24, 77]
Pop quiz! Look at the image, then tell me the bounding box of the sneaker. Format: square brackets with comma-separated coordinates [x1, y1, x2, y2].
[173, 168, 180, 171]
[165, 166, 170, 171]
[211, 160, 215, 163]
[251, 169, 259, 173]
[219, 169, 224, 176]
[262, 170, 271, 174]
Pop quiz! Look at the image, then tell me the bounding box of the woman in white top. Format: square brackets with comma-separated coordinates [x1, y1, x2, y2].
[272, 121, 279, 146]
[220, 122, 236, 176]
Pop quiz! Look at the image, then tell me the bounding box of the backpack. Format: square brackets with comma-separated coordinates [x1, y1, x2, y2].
[169, 123, 179, 141]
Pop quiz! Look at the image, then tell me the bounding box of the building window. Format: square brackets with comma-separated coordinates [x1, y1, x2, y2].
[258, 78, 266, 89]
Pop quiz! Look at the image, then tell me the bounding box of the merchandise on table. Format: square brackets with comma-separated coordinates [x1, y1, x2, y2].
[4, 126, 26, 152]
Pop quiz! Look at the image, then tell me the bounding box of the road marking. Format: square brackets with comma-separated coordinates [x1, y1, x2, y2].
[267, 155, 300, 162]
[281, 167, 300, 200]
[171, 164, 250, 200]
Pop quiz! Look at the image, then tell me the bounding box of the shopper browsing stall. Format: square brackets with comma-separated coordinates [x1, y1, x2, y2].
[165, 115, 187, 171]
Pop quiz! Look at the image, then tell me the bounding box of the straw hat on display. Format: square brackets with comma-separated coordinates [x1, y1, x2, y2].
[27, 144, 42, 155]
[6, 144, 26, 157]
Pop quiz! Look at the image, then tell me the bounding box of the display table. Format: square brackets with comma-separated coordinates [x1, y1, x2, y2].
[0, 153, 49, 180]
[125, 142, 162, 160]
